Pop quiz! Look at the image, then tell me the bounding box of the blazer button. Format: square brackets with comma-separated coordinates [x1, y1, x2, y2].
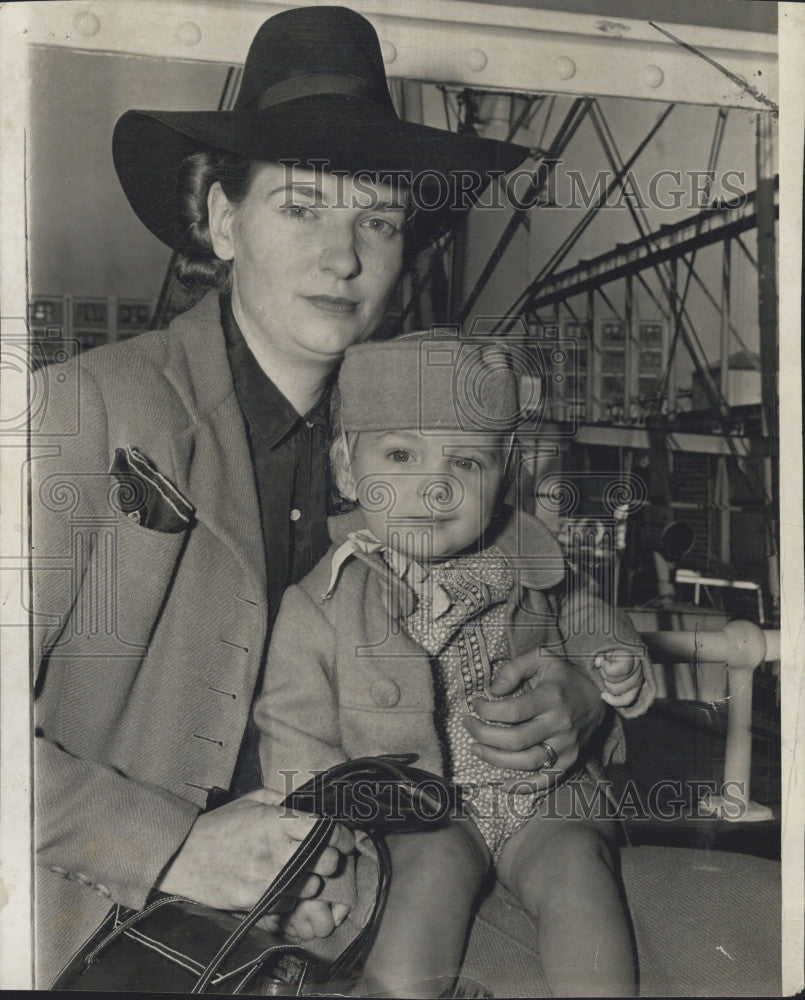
[370, 679, 400, 708]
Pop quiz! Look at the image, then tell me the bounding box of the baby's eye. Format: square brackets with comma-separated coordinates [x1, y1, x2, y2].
[388, 449, 411, 463]
[452, 457, 479, 471]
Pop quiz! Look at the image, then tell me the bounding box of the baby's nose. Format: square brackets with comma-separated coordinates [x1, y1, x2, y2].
[420, 477, 456, 513]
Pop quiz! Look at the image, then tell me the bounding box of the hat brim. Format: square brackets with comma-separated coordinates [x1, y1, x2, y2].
[113, 95, 530, 255]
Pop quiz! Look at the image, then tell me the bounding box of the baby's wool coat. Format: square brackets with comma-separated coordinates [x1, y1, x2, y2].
[256, 505, 654, 795]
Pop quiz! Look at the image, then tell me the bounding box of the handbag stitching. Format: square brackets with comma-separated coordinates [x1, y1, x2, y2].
[123, 927, 207, 976]
[125, 925, 301, 984]
[82, 893, 188, 967]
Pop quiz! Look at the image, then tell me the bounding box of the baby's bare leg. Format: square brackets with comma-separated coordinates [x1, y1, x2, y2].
[362, 818, 490, 999]
[496, 784, 635, 997]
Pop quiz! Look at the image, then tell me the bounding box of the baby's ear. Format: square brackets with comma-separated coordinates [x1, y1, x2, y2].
[330, 431, 357, 501]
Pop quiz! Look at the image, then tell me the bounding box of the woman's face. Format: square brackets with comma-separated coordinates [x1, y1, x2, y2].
[208, 162, 406, 366]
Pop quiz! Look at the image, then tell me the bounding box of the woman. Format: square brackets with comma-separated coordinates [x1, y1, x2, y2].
[32, 5, 610, 987]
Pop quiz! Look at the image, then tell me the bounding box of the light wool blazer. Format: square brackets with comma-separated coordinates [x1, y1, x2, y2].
[32, 291, 271, 985]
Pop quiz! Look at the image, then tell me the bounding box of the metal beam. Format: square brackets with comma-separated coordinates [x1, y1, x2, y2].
[21, 0, 778, 109]
[524, 189, 778, 310]
[548, 421, 771, 457]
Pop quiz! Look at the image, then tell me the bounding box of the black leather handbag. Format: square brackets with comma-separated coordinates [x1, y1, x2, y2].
[52, 754, 461, 995]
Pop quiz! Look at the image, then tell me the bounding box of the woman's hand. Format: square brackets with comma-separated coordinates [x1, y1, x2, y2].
[158, 787, 354, 911]
[463, 648, 606, 793]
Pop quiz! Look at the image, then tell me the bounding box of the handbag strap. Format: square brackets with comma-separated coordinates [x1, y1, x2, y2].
[81, 893, 190, 969]
[78, 755, 454, 994]
[327, 832, 390, 981]
[193, 753, 451, 993]
[190, 815, 337, 993]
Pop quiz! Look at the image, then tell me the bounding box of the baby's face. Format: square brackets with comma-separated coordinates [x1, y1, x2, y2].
[350, 428, 508, 561]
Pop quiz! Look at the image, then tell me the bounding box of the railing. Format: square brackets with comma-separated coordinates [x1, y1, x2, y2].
[638, 620, 779, 822]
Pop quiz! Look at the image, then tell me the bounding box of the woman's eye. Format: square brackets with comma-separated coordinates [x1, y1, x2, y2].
[281, 204, 315, 220]
[452, 457, 479, 471]
[360, 217, 402, 240]
[389, 450, 411, 463]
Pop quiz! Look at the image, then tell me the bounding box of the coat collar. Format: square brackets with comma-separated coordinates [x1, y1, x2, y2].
[327, 504, 565, 592]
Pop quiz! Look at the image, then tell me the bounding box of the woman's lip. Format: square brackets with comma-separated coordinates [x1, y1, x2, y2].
[304, 295, 359, 314]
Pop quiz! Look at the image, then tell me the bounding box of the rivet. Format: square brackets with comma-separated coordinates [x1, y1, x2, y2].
[380, 40, 397, 64]
[74, 11, 100, 37]
[555, 56, 576, 80]
[465, 49, 488, 72]
[176, 21, 202, 46]
[642, 65, 664, 89]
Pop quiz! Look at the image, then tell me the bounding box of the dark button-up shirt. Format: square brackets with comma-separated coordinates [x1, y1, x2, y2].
[221, 294, 332, 794]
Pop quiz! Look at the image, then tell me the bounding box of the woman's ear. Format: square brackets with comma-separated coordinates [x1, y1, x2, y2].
[207, 182, 236, 261]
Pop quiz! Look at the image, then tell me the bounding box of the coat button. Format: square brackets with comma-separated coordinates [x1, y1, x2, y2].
[96, 884, 112, 898]
[370, 679, 400, 708]
[49, 865, 68, 877]
[75, 873, 93, 886]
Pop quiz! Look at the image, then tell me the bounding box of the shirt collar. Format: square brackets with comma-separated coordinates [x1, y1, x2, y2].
[327, 505, 566, 592]
[221, 293, 330, 447]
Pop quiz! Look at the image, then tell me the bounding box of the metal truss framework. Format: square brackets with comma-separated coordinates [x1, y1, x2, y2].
[525, 188, 777, 311]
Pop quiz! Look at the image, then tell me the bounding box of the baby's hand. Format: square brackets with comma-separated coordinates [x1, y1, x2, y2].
[594, 649, 645, 708]
[282, 899, 350, 941]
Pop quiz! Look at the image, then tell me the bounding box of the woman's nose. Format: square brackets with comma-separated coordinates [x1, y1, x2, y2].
[318, 226, 361, 279]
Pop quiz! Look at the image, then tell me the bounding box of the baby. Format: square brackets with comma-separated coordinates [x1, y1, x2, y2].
[255, 332, 655, 997]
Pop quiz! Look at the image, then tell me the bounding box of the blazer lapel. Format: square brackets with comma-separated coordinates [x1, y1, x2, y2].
[163, 293, 267, 603]
[176, 406, 267, 602]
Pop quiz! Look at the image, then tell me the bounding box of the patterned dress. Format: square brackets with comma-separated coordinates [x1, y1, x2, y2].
[392, 545, 563, 862]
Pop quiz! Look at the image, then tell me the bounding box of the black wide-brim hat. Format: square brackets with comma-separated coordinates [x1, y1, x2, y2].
[113, 5, 530, 255]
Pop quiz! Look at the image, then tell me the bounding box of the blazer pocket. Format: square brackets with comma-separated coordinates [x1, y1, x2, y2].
[106, 513, 192, 649]
[110, 446, 195, 533]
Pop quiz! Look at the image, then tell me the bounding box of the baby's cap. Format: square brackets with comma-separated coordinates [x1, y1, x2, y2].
[339, 330, 521, 433]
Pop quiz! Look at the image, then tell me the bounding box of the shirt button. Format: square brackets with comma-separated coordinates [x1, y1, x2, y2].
[370, 679, 401, 708]
[305, 420, 315, 429]
[290, 509, 301, 522]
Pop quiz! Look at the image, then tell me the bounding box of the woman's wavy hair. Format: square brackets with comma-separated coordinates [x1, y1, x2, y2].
[174, 152, 257, 291]
[173, 151, 418, 291]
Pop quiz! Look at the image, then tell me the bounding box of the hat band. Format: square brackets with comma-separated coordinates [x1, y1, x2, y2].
[256, 72, 392, 111]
